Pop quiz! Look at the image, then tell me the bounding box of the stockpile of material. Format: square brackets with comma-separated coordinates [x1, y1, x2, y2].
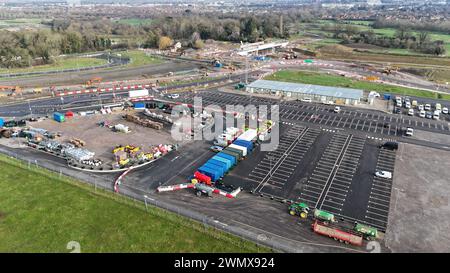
[125, 114, 163, 130]
[64, 147, 95, 161]
[144, 109, 174, 124]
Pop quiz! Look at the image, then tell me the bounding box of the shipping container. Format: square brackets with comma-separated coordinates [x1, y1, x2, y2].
[0, 118, 4, 127]
[203, 162, 224, 178]
[212, 155, 232, 169]
[134, 102, 146, 109]
[224, 147, 243, 160]
[194, 171, 212, 185]
[207, 158, 229, 174]
[53, 112, 65, 123]
[237, 129, 257, 142]
[198, 165, 221, 182]
[216, 152, 237, 166]
[65, 111, 74, 118]
[233, 139, 253, 152]
[228, 143, 247, 157]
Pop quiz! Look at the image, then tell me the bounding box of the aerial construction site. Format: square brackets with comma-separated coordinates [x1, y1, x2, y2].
[1, 0, 450, 258]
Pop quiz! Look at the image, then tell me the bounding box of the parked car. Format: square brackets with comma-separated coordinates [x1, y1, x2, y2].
[405, 101, 411, 109]
[301, 97, 312, 103]
[425, 112, 433, 119]
[375, 171, 392, 179]
[442, 107, 449, 114]
[433, 110, 440, 120]
[418, 104, 424, 111]
[405, 127, 414, 137]
[435, 103, 442, 111]
[334, 106, 341, 113]
[425, 104, 431, 111]
[408, 109, 414, 116]
[394, 108, 402, 114]
[380, 141, 398, 150]
[210, 146, 224, 152]
[419, 110, 426, 118]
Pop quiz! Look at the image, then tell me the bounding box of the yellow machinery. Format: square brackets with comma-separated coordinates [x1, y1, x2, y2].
[365, 76, 380, 81]
[85, 77, 102, 88]
[0, 85, 21, 96]
[383, 66, 399, 75]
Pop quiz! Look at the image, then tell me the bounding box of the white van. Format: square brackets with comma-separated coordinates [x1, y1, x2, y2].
[433, 110, 440, 120]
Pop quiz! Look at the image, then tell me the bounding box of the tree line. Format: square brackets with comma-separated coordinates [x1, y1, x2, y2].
[0, 13, 295, 69]
[322, 23, 446, 56]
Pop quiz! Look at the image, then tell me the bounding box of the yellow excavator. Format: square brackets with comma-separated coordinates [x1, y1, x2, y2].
[0, 85, 21, 97]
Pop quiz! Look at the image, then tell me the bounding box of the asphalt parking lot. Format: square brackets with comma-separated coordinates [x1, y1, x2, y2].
[180, 90, 450, 137]
[218, 121, 397, 232]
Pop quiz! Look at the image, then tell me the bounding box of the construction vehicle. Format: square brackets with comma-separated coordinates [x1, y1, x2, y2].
[33, 88, 43, 94]
[314, 209, 336, 223]
[288, 202, 310, 218]
[383, 65, 399, 75]
[234, 83, 246, 90]
[0, 85, 22, 96]
[312, 221, 363, 246]
[354, 223, 378, 241]
[365, 76, 379, 81]
[194, 183, 213, 197]
[85, 77, 102, 88]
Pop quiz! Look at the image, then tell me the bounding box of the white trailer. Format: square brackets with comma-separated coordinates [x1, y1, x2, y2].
[237, 129, 257, 142]
[128, 89, 149, 98]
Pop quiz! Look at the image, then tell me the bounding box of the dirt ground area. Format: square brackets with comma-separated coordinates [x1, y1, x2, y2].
[31, 110, 177, 162]
[385, 143, 450, 252]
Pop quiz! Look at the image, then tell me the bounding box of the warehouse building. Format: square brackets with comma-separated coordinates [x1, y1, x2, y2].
[246, 80, 364, 105]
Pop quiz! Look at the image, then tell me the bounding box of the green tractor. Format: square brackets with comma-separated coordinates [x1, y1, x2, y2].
[354, 223, 378, 241]
[234, 83, 246, 90]
[288, 202, 310, 219]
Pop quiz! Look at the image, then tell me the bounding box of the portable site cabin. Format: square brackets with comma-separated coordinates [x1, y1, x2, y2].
[228, 144, 247, 157]
[223, 147, 242, 160]
[212, 155, 232, 169]
[216, 152, 237, 166]
[198, 165, 221, 182]
[207, 159, 229, 174]
[233, 139, 253, 152]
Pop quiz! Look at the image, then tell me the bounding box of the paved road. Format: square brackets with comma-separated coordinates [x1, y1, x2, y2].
[0, 61, 201, 88]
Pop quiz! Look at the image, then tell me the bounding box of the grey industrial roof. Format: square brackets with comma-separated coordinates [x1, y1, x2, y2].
[247, 80, 363, 100]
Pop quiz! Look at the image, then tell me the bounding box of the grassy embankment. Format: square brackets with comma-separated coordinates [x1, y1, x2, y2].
[265, 70, 450, 101]
[0, 154, 270, 253]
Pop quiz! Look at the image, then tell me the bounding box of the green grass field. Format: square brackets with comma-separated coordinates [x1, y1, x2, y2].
[301, 20, 450, 55]
[265, 70, 450, 101]
[0, 155, 269, 253]
[0, 57, 107, 74]
[118, 50, 164, 67]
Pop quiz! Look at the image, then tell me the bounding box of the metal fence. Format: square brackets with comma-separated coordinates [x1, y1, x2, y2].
[0, 145, 355, 253]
